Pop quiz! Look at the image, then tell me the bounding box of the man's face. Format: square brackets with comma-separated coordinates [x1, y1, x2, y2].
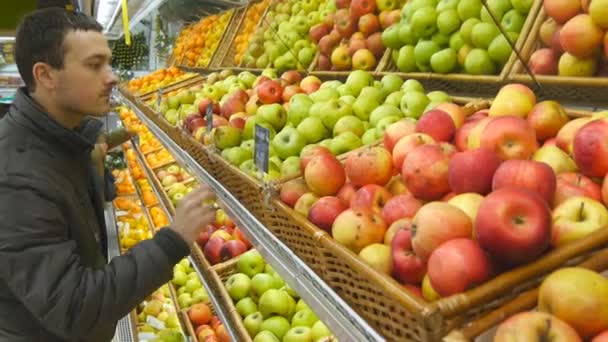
[55, 30, 117, 117]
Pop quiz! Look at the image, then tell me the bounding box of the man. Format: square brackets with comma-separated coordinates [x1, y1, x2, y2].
[0, 8, 217, 341]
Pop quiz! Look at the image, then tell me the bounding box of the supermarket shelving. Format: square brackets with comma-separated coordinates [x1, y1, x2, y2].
[119, 92, 386, 342]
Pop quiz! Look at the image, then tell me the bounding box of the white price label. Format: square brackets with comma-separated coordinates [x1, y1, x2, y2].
[138, 332, 156, 341]
[115, 210, 128, 217]
[146, 315, 166, 330]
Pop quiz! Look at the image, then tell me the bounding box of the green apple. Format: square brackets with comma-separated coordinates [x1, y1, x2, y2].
[329, 132, 362, 155]
[427, 90, 452, 103]
[380, 74, 404, 94]
[244, 116, 276, 140]
[192, 287, 208, 304]
[457, 0, 482, 20]
[415, 40, 441, 70]
[260, 316, 291, 340]
[238, 250, 265, 278]
[177, 293, 192, 308]
[236, 297, 259, 318]
[226, 273, 252, 301]
[272, 126, 307, 159]
[252, 273, 281, 297]
[222, 146, 251, 166]
[240, 159, 258, 177]
[241, 139, 255, 158]
[361, 128, 378, 145]
[340, 95, 356, 105]
[449, 32, 466, 52]
[283, 289, 297, 319]
[398, 23, 417, 46]
[336, 84, 354, 97]
[471, 22, 500, 49]
[318, 138, 333, 150]
[309, 87, 340, 102]
[167, 96, 181, 110]
[401, 91, 430, 118]
[291, 309, 319, 328]
[172, 270, 187, 286]
[258, 104, 287, 131]
[411, 7, 438, 38]
[345, 70, 374, 97]
[244, 312, 264, 337]
[297, 117, 329, 143]
[401, 79, 425, 93]
[213, 126, 242, 150]
[298, 47, 315, 67]
[259, 289, 292, 318]
[333, 115, 365, 137]
[488, 32, 518, 65]
[381, 24, 403, 49]
[321, 80, 342, 89]
[395, 45, 417, 72]
[465, 48, 497, 74]
[319, 99, 353, 129]
[253, 331, 280, 342]
[430, 48, 458, 73]
[358, 87, 385, 105]
[460, 18, 481, 44]
[281, 156, 301, 179]
[385, 91, 405, 107]
[311, 321, 332, 341]
[437, 9, 461, 34]
[501, 9, 525, 33]
[238, 71, 257, 88]
[264, 263, 276, 276]
[295, 299, 310, 312]
[376, 116, 402, 136]
[511, 0, 534, 14]
[437, 0, 458, 11]
[283, 327, 313, 342]
[282, 282, 299, 298]
[403, 0, 439, 20]
[261, 68, 278, 79]
[369, 104, 403, 126]
[185, 277, 202, 293]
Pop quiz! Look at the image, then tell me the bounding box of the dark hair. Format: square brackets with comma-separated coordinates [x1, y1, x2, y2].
[15, 8, 103, 90]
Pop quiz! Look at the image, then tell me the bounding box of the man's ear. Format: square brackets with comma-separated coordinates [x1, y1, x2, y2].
[32, 62, 58, 91]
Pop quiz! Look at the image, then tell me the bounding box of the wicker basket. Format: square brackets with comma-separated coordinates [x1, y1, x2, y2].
[208, 6, 248, 69]
[371, 0, 542, 98]
[137, 74, 204, 102]
[443, 248, 608, 342]
[507, 7, 608, 105]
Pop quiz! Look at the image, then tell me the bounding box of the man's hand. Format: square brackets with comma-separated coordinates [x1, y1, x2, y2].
[171, 185, 217, 245]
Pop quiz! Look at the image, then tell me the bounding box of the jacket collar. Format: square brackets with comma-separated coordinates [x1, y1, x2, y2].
[10, 87, 103, 154]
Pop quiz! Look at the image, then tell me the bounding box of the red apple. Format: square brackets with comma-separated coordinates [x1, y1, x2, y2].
[220, 239, 248, 262]
[332, 44, 352, 70]
[280, 178, 310, 207]
[467, 117, 494, 150]
[332, 208, 387, 253]
[415, 109, 456, 142]
[593, 331, 608, 342]
[382, 194, 423, 226]
[359, 13, 380, 36]
[383, 119, 417, 153]
[282, 85, 303, 102]
[335, 0, 350, 8]
[294, 193, 320, 217]
[300, 76, 322, 95]
[198, 97, 214, 115]
[257, 80, 283, 104]
[403, 285, 423, 298]
[352, 49, 377, 70]
[196, 225, 215, 248]
[232, 227, 251, 248]
[435, 103, 466, 129]
[494, 312, 583, 342]
[454, 119, 481, 151]
[345, 146, 393, 187]
[552, 28, 565, 55]
[337, 182, 357, 206]
[492, 159, 557, 205]
[308, 196, 348, 232]
[391, 226, 427, 285]
[475, 187, 552, 266]
[379, 9, 401, 29]
[540, 18, 561, 47]
[544, 0, 581, 24]
[365, 32, 385, 58]
[448, 148, 502, 195]
[351, 0, 377, 18]
[310, 23, 332, 43]
[319, 35, 339, 56]
[427, 238, 492, 296]
[392, 133, 436, 170]
[527, 100, 569, 141]
[411, 201, 473, 261]
[348, 38, 367, 56]
[402, 144, 451, 201]
[304, 153, 346, 196]
[300, 145, 332, 171]
[556, 117, 592, 155]
[220, 95, 247, 119]
[573, 119, 608, 178]
[480, 116, 539, 160]
[529, 48, 559, 75]
[351, 184, 393, 214]
[385, 217, 411, 245]
[559, 14, 603, 58]
[334, 9, 357, 38]
[317, 54, 332, 71]
[555, 172, 602, 207]
[204, 236, 227, 265]
[228, 112, 247, 129]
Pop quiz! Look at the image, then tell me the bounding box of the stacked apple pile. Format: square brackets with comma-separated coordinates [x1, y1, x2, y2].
[528, 0, 608, 76]
[196, 207, 253, 266]
[136, 285, 185, 342]
[382, 0, 535, 74]
[493, 267, 608, 341]
[187, 302, 230, 342]
[311, 0, 404, 71]
[224, 250, 335, 342]
[172, 259, 210, 309]
[281, 82, 608, 300]
[240, 0, 330, 70]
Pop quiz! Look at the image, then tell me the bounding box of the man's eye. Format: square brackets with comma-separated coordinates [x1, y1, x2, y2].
[89, 63, 102, 70]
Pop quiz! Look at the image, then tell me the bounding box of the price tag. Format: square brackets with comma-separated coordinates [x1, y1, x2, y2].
[146, 315, 166, 330]
[138, 332, 156, 341]
[254, 124, 270, 174]
[156, 88, 163, 108]
[206, 103, 214, 132]
[115, 210, 128, 217]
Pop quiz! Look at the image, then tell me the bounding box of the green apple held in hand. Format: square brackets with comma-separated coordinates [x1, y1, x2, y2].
[297, 117, 330, 144]
[236, 297, 259, 317]
[272, 126, 307, 159]
[238, 250, 265, 278]
[226, 273, 252, 301]
[244, 312, 264, 337]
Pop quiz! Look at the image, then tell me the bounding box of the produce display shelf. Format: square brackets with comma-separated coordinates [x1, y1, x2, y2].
[119, 91, 385, 342]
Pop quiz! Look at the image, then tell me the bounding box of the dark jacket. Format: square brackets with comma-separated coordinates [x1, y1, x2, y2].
[0, 88, 190, 341]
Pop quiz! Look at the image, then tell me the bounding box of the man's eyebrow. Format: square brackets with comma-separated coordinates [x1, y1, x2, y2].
[85, 53, 111, 61]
